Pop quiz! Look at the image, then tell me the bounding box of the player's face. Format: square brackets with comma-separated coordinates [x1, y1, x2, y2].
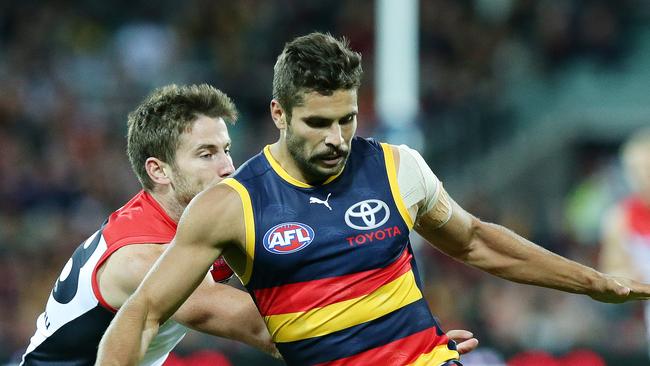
[285, 89, 358, 183]
[171, 115, 234, 205]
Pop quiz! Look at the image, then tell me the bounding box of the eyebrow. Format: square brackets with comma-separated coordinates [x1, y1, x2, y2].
[194, 142, 231, 151]
[302, 111, 358, 123]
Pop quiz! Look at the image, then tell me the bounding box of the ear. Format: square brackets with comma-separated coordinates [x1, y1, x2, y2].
[145, 157, 172, 186]
[270, 99, 287, 129]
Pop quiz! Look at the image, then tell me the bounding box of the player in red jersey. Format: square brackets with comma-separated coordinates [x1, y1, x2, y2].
[600, 128, 650, 358]
[21, 85, 278, 365]
[98, 33, 650, 366]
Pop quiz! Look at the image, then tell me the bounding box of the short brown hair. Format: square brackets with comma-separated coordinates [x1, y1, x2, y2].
[272, 32, 362, 121]
[127, 84, 238, 190]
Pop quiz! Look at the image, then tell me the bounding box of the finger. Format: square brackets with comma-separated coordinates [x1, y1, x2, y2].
[456, 338, 479, 355]
[446, 329, 473, 342]
[630, 282, 650, 297]
[614, 281, 632, 296]
[628, 292, 650, 300]
[617, 286, 631, 296]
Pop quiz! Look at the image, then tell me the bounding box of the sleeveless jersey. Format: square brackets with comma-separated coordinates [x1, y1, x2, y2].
[21, 190, 230, 366]
[223, 137, 459, 366]
[622, 196, 650, 356]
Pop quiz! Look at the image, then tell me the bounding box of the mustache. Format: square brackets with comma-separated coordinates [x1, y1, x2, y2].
[313, 147, 348, 159]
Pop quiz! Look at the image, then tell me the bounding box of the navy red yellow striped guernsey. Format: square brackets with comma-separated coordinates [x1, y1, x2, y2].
[222, 137, 459, 365]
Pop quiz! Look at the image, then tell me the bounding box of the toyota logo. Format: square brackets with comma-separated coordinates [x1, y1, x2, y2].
[345, 199, 390, 230]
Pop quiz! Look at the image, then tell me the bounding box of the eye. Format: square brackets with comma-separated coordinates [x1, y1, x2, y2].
[304, 117, 331, 128]
[225, 147, 231, 155]
[200, 153, 213, 159]
[340, 115, 355, 124]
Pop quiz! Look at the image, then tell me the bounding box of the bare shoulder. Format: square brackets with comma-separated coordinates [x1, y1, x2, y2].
[98, 243, 169, 308]
[177, 181, 245, 247]
[106, 244, 167, 277]
[183, 181, 243, 225]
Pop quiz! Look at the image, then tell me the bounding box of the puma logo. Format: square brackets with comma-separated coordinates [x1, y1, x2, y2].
[310, 193, 332, 211]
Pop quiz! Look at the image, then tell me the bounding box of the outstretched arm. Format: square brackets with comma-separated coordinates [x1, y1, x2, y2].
[414, 189, 650, 303]
[96, 184, 245, 365]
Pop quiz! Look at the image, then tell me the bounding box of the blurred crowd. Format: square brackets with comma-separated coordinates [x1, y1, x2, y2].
[1, 0, 648, 364]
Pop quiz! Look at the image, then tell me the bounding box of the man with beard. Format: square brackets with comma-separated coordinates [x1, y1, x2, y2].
[22, 83, 477, 366]
[20, 84, 278, 365]
[97, 33, 650, 366]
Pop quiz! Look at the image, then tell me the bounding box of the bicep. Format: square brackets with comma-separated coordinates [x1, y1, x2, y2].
[414, 189, 476, 259]
[134, 184, 244, 323]
[140, 238, 221, 322]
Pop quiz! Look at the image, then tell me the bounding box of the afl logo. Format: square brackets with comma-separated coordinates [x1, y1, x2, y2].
[345, 199, 390, 230]
[263, 222, 315, 254]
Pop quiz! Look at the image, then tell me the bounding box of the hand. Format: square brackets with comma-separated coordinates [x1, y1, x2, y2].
[446, 329, 478, 355]
[589, 274, 650, 303]
[269, 347, 283, 360]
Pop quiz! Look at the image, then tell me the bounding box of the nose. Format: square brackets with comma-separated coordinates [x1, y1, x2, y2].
[218, 155, 235, 178]
[325, 123, 344, 147]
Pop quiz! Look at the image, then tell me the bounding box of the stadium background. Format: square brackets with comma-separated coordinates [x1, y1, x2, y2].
[1, 0, 650, 364]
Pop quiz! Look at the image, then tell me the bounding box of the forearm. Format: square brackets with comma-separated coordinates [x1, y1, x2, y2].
[464, 220, 604, 295]
[219, 318, 278, 357]
[179, 283, 278, 357]
[96, 296, 159, 366]
[187, 313, 275, 355]
[223, 317, 276, 356]
[419, 191, 650, 303]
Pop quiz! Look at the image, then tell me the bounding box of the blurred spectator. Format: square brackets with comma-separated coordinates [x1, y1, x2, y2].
[507, 349, 606, 366]
[165, 351, 232, 366]
[600, 128, 650, 359]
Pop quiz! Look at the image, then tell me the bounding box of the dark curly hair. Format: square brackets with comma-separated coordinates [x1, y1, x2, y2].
[272, 32, 362, 121]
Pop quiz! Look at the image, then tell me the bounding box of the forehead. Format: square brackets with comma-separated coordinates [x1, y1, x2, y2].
[177, 115, 230, 149]
[293, 89, 358, 117]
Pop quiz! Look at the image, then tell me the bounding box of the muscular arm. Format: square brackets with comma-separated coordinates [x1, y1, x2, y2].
[97, 184, 246, 365]
[98, 244, 274, 356]
[415, 190, 650, 303]
[389, 144, 650, 303]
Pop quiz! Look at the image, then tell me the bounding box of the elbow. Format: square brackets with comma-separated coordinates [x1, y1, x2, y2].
[253, 324, 277, 356]
[457, 217, 492, 267]
[455, 216, 482, 261]
[130, 290, 166, 327]
[182, 311, 211, 330]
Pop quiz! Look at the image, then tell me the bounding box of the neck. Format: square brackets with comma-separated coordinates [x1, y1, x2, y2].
[269, 142, 309, 183]
[148, 190, 185, 223]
